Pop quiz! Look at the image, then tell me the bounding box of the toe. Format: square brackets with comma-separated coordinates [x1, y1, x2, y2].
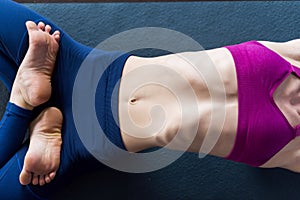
[53, 30, 60, 36]
[19, 169, 32, 185]
[53, 30, 60, 42]
[45, 175, 51, 184]
[39, 175, 46, 186]
[54, 34, 60, 42]
[25, 21, 38, 32]
[53, 30, 60, 37]
[45, 25, 52, 33]
[32, 174, 39, 185]
[38, 21, 45, 30]
[49, 172, 56, 180]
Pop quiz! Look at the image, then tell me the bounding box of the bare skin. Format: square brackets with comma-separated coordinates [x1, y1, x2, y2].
[7, 21, 62, 185]
[119, 49, 237, 156]
[119, 39, 300, 173]
[10, 21, 60, 109]
[20, 107, 62, 186]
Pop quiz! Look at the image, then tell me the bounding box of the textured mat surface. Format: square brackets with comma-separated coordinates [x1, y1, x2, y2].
[0, 82, 9, 119]
[0, 2, 300, 200]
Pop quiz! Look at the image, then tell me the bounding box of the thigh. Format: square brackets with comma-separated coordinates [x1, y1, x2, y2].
[0, 0, 64, 66]
[0, 0, 41, 65]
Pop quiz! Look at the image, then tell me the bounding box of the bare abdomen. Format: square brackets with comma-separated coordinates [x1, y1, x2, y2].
[118, 49, 239, 157]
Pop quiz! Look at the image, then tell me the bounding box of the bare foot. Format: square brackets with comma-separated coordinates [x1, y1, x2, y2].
[19, 107, 63, 186]
[10, 21, 60, 110]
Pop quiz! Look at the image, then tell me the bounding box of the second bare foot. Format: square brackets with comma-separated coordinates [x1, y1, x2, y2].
[19, 107, 63, 186]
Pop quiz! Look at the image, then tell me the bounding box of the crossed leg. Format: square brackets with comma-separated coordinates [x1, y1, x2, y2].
[8, 21, 63, 186]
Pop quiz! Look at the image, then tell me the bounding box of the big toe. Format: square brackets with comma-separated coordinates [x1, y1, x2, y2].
[19, 169, 32, 185]
[25, 21, 38, 32]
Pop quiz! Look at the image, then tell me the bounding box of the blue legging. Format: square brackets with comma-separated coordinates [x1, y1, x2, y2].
[0, 0, 129, 199]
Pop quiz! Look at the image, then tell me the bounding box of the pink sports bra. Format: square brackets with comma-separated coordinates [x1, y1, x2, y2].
[225, 40, 300, 166]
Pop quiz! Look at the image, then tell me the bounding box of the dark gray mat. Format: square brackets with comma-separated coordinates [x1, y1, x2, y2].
[0, 2, 299, 200]
[0, 82, 9, 119]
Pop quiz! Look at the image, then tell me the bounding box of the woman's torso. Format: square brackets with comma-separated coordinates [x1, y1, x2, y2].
[119, 39, 300, 171]
[119, 47, 238, 157]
